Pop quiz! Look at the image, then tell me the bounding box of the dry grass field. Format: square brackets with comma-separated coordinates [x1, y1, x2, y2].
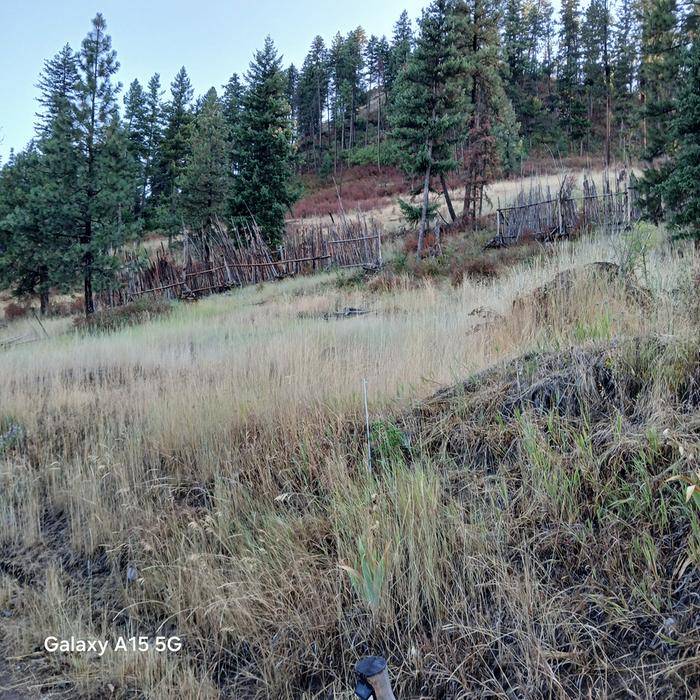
[1, 225, 700, 698]
[288, 164, 636, 233]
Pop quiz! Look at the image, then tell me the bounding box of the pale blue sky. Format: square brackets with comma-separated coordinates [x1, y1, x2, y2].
[0, 0, 427, 161]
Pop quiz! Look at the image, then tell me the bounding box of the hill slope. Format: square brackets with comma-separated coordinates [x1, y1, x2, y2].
[1, 230, 699, 698]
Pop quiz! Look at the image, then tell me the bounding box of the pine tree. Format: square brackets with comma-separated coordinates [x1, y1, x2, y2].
[391, 0, 464, 255]
[387, 10, 413, 95]
[141, 73, 164, 220]
[331, 28, 366, 153]
[75, 13, 138, 314]
[612, 0, 640, 157]
[453, 0, 520, 219]
[232, 36, 298, 244]
[642, 33, 700, 240]
[501, 0, 556, 148]
[124, 79, 149, 215]
[32, 46, 82, 311]
[155, 66, 194, 231]
[35, 44, 80, 137]
[581, 0, 613, 162]
[557, 0, 587, 148]
[179, 88, 230, 231]
[0, 44, 82, 314]
[296, 36, 329, 169]
[222, 73, 244, 133]
[638, 0, 682, 159]
[286, 64, 299, 125]
[0, 147, 56, 313]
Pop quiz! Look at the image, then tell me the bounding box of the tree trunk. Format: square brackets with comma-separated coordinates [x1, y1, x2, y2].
[83, 248, 94, 316]
[39, 291, 49, 316]
[440, 172, 456, 222]
[417, 141, 433, 259]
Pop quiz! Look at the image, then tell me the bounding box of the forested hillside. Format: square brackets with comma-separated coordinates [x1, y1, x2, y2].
[0, 1, 698, 314]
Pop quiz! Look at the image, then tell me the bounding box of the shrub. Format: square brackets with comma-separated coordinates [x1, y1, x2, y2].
[73, 298, 173, 334]
[4, 301, 30, 321]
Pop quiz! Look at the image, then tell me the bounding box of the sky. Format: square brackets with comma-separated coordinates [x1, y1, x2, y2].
[0, 0, 427, 162]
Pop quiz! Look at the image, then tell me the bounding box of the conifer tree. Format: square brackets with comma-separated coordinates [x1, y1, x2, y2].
[638, 0, 682, 159]
[222, 73, 244, 134]
[581, 0, 612, 160]
[642, 33, 700, 241]
[141, 73, 164, 219]
[612, 0, 639, 157]
[35, 44, 80, 136]
[124, 79, 149, 215]
[557, 0, 587, 149]
[74, 13, 138, 314]
[0, 45, 82, 314]
[296, 36, 329, 168]
[453, 0, 520, 220]
[0, 148, 55, 313]
[155, 66, 194, 231]
[387, 10, 413, 95]
[179, 87, 229, 231]
[232, 36, 298, 244]
[391, 0, 464, 255]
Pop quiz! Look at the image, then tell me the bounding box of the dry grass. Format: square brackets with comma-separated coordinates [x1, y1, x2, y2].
[289, 164, 638, 234]
[1, 227, 699, 698]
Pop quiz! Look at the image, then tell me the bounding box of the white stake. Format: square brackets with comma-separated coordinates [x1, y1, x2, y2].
[363, 378, 371, 473]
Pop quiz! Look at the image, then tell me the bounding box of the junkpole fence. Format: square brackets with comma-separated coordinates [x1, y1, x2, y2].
[98, 215, 383, 308]
[493, 171, 640, 246]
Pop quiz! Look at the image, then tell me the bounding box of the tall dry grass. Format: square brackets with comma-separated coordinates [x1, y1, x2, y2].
[0, 228, 698, 698]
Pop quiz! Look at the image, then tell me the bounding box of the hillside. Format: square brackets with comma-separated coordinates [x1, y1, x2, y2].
[1, 226, 699, 698]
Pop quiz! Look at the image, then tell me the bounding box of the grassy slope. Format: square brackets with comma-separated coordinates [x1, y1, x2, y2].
[1, 229, 699, 698]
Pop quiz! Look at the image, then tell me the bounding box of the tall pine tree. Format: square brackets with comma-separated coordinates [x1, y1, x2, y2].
[179, 87, 230, 231]
[75, 13, 139, 314]
[391, 0, 464, 254]
[232, 37, 298, 244]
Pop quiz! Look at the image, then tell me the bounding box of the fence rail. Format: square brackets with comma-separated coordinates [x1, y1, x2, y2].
[98, 216, 382, 309]
[493, 171, 640, 246]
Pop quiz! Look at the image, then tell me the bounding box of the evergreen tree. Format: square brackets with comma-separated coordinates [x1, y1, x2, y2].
[141, 73, 164, 219]
[75, 13, 138, 314]
[453, 0, 520, 219]
[612, 0, 640, 157]
[123, 78, 149, 215]
[286, 64, 299, 125]
[0, 148, 56, 313]
[557, 0, 587, 148]
[222, 72, 244, 175]
[222, 73, 244, 134]
[331, 28, 366, 153]
[387, 10, 413, 95]
[638, 0, 682, 159]
[502, 0, 556, 148]
[0, 44, 82, 314]
[155, 66, 194, 231]
[35, 44, 80, 136]
[232, 36, 298, 244]
[642, 33, 700, 240]
[580, 0, 613, 162]
[296, 36, 329, 168]
[179, 87, 230, 230]
[391, 0, 464, 255]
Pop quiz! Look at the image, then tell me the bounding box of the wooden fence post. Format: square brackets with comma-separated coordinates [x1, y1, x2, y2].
[354, 656, 396, 700]
[557, 194, 563, 238]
